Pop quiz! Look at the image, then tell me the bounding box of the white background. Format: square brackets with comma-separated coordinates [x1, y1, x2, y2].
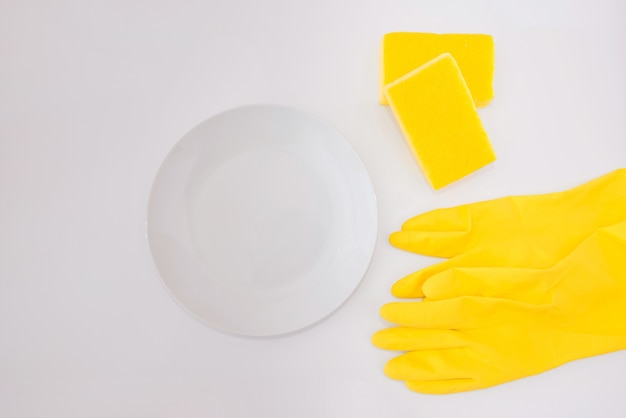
[2, 0, 626, 416]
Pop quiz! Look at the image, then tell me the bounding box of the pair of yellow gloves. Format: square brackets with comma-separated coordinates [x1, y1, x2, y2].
[373, 169, 626, 394]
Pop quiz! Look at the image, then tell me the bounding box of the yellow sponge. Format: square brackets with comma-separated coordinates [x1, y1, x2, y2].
[380, 32, 494, 107]
[384, 53, 496, 190]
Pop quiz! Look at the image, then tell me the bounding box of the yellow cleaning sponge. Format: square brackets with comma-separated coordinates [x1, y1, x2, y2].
[384, 53, 496, 190]
[380, 32, 494, 107]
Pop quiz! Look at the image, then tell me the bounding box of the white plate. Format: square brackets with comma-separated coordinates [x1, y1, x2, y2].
[147, 105, 378, 337]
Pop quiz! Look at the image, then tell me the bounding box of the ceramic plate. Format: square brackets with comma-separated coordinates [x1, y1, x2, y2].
[147, 105, 377, 337]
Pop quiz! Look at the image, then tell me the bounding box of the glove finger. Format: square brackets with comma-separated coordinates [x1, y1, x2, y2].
[384, 348, 475, 381]
[391, 269, 428, 299]
[393, 199, 503, 257]
[401, 204, 474, 232]
[389, 230, 470, 258]
[372, 327, 468, 351]
[392, 241, 563, 299]
[380, 297, 508, 329]
[391, 253, 480, 298]
[406, 378, 479, 395]
[423, 266, 552, 305]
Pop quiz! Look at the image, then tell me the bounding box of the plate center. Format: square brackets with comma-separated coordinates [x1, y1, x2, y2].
[186, 147, 333, 291]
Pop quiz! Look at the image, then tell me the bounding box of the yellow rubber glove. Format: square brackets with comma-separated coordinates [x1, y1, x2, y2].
[373, 220, 626, 394]
[389, 169, 626, 298]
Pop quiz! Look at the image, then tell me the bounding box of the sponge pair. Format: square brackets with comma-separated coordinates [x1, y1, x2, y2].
[381, 33, 496, 190]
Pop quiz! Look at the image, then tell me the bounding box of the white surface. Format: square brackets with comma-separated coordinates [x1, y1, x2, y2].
[147, 105, 377, 336]
[1, 0, 626, 416]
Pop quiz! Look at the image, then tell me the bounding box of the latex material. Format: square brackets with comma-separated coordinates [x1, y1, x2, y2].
[374, 169, 626, 393]
[384, 53, 496, 190]
[389, 169, 626, 298]
[380, 32, 494, 106]
[373, 220, 626, 394]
